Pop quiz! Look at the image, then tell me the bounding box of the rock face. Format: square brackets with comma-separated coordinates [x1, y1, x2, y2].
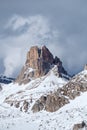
[32, 94, 69, 113]
[5, 98, 29, 113]
[73, 121, 86, 130]
[16, 45, 67, 84]
[26, 45, 54, 77]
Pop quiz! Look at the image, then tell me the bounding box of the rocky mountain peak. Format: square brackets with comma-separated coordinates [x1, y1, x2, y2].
[16, 45, 68, 84]
[26, 45, 54, 69]
[24, 45, 54, 79]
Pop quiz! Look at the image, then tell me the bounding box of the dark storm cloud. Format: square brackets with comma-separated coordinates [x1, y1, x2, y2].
[0, 0, 87, 77]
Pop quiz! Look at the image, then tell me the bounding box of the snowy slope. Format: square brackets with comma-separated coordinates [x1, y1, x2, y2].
[0, 66, 68, 110]
[0, 69, 87, 130]
[0, 91, 87, 130]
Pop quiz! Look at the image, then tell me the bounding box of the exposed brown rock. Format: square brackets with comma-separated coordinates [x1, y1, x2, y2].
[32, 93, 69, 113]
[73, 121, 86, 130]
[16, 45, 67, 84]
[45, 94, 69, 112]
[22, 100, 29, 112]
[32, 101, 44, 113]
[26, 45, 54, 77]
[27, 45, 55, 75]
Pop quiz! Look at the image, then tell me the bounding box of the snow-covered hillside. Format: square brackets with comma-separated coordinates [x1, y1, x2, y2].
[0, 66, 68, 110]
[0, 90, 87, 130]
[0, 68, 87, 130]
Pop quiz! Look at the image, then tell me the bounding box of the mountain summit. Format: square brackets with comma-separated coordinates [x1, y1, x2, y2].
[16, 45, 68, 84]
[1, 46, 87, 130]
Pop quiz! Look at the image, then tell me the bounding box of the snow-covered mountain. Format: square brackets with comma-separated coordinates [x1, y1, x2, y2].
[0, 69, 87, 130]
[0, 46, 87, 130]
[0, 65, 69, 130]
[1, 65, 68, 111]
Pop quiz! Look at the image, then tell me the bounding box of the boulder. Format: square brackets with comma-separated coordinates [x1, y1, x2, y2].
[14, 102, 20, 108]
[32, 101, 44, 113]
[22, 100, 29, 112]
[73, 121, 86, 130]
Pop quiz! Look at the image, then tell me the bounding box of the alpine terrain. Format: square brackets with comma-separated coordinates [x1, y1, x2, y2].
[0, 46, 87, 130]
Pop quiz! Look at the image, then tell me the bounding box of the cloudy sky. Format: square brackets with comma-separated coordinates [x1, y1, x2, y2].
[0, 0, 87, 77]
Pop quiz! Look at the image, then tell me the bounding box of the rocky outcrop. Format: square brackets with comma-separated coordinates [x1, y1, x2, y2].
[32, 69, 87, 113]
[16, 45, 67, 84]
[5, 98, 29, 112]
[26, 45, 54, 77]
[32, 94, 69, 113]
[21, 100, 29, 112]
[73, 121, 86, 130]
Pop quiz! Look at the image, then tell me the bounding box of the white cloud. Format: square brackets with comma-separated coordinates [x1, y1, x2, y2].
[5, 15, 28, 31]
[0, 14, 86, 77]
[3, 47, 22, 76]
[5, 15, 50, 32]
[0, 15, 58, 77]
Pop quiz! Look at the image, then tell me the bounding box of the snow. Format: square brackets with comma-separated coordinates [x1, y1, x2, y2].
[0, 92, 87, 130]
[25, 67, 34, 74]
[0, 70, 87, 130]
[0, 69, 68, 107]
